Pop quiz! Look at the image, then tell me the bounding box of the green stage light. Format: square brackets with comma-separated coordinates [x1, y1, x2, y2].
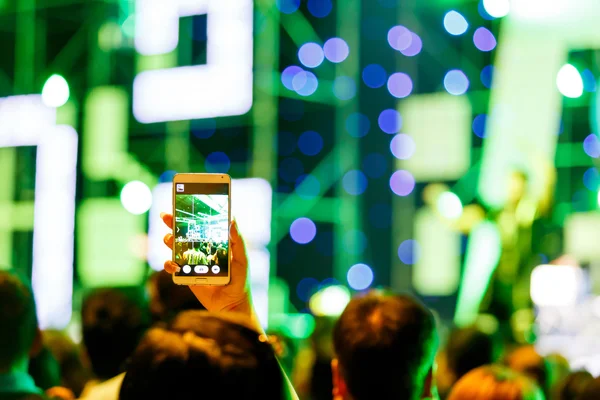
[42, 74, 70, 108]
[557, 64, 584, 98]
[437, 191, 463, 219]
[309, 285, 351, 317]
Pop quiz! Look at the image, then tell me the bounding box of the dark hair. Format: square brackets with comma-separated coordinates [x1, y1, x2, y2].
[446, 325, 498, 381]
[82, 288, 149, 380]
[119, 311, 284, 400]
[0, 271, 38, 370]
[553, 370, 594, 400]
[448, 365, 542, 400]
[577, 377, 600, 400]
[333, 292, 437, 400]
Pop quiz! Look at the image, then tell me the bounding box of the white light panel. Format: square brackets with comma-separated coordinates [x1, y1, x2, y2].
[133, 0, 253, 122]
[531, 264, 584, 307]
[0, 95, 77, 329]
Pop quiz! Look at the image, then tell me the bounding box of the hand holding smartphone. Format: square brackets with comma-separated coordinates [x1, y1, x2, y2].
[171, 173, 232, 286]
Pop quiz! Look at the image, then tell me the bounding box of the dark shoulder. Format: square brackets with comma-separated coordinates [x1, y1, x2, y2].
[0, 393, 48, 400]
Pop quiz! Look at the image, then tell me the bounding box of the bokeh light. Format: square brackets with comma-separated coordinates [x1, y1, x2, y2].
[400, 33, 422, 57]
[444, 11, 469, 36]
[347, 264, 374, 291]
[478, 0, 495, 20]
[307, 0, 332, 18]
[290, 217, 317, 244]
[159, 170, 177, 182]
[323, 38, 349, 63]
[583, 167, 600, 191]
[378, 109, 402, 134]
[333, 76, 357, 100]
[390, 134, 416, 160]
[279, 157, 305, 183]
[342, 170, 368, 195]
[276, 0, 300, 14]
[296, 277, 319, 301]
[309, 285, 351, 317]
[363, 153, 387, 178]
[387, 72, 413, 98]
[472, 114, 487, 138]
[387, 25, 412, 51]
[279, 131, 297, 156]
[583, 134, 600, 158]
[42, 74, 70, 108]
[444, 70, 470, 95]
[346, 113, 371, 137]
[473, 27, 496, 52]
[191, 118, 217, 139]
[398, 239, 420, 265]
[205, 152, 231, 173]
[298, 42, 325, 68]
[480, 65, 494, 89]
[293, 71, 319, 96]
[556, 64, 584, 98]
[120, 181, 152, 215]
[298, 130, 323, 156]
[483, 0, 510, 18]
[437, 192, 463, 219]
[295, 174, 321, 199]
[281, 66, 304, 90]
[362, 64, 387, 88]
[582, 69, 597, 92]
[389, 170, 415, 196]
[368, 202, 392, 228]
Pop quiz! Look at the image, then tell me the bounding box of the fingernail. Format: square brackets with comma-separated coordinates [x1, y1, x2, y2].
[160, 212, 165, 218]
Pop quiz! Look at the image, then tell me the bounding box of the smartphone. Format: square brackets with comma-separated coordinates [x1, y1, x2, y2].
[172, 173, 231, 286]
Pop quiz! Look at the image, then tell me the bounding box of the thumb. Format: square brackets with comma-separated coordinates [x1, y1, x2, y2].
[230, 219, 248, 264]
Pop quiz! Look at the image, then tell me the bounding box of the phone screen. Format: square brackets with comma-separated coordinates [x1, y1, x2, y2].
[173, 182, 230, 278]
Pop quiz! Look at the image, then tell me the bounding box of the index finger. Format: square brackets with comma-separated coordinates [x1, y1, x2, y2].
[160, 212, 173, 229]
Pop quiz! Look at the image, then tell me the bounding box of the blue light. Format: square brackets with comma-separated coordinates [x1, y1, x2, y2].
[582, 69, 597, 92]
[480, 65, 494, 89]
[307, 0, 332, 18]
[584, 134, 600, 158]
[297, 277, 319, 301]
[398, 239, 420, 265]
[478, 0, 495, 20]
[444, 10, 469, 35]
[333, 76, 356, 100]
[387, 72, 413, 98]
[298, 42, 325, 68]
[205, 152, 231, 173]
[363, 153, 387, 178]
[323, 38, 349, 63]
[282, 66, 304, 90]
[390, 134, 416, 159]
[378, 109, 402, 134]
[342, 170, 368, 195]
[444, 69, 470, 95]
[347, 264, 374, 291]
[584, 168, 600, 191]
[346, 113, 371, 138]
[343, 230, 367, 255]
[293, 71, 319, 96]
[298, 130, 323, 156]
[191, 118, 217, 139]
[276, 0, 300, 14]
[159, 170, 177, 182]
[279, 157, 305, 183]
[290, 217, 317, 244]
[279, 131, 297, 156]
[368, 202, 392, 229]
[362, 64, 387, 88]
[387, 25, 412, 51]
[295, 174, 321, 199]
[472, 114, 487, 138]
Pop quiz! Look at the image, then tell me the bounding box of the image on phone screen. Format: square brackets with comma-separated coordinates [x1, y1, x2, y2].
[173, 182, 229, 277]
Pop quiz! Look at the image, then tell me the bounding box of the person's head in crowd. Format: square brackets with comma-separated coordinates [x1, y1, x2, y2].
[332, 291, 438, 400]
[448, 365, 544, 400]
[577, 377, 600, 400]
[552, 370, 593, 400]
[0, 270, 42, 375]
[216, 248, 227, 266]
[505, 345, 551, 396]
[28, 346, 61, 391]
[42, 330, 92, 397]
[119, 311, 284, 400]
[446, 325, 499, 382]
[82, 288, 150, 381]
[148, 270, 205, 322]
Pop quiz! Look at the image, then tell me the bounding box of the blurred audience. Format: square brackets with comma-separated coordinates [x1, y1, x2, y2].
[332, 291, 438, 400]
[577, 377, 600, 400]
[448, 365, 544, 400]
[505, 345, 551, 397]
[79, 288, 149, 399]
[147, 270, 205, 323]
[551, 370, 593, 400]
[41, 331, 91, 397]
[119, 311, 284, 399]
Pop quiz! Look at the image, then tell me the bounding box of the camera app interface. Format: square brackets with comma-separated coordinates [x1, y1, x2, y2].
[174, 183, 229, 277]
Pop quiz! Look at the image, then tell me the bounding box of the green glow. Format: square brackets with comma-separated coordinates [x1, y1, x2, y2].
[269, 313, 316, 339]
[556, 64, 583, 98]
[77, 199, 146, 288]
[454, 221, 501, 326]
[309, 285, 351, 317]
[437, 192, 463, 219]
[41, 74, 69, 108]
[268, 277, 290, 316]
